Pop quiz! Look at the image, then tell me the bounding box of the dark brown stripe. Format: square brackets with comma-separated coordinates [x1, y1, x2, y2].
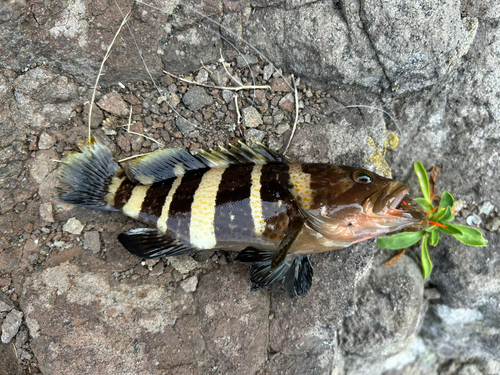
[213, 165, 254, 242]
[138, 179, 175, 224]
[114, 179, 135, 210]
[166, 169, 208, 242]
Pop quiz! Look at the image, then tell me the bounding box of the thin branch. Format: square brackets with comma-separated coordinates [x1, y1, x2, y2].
[88, 11, 131, 142]
[283, 74, 300, 155]
[163, 71, 270, 92]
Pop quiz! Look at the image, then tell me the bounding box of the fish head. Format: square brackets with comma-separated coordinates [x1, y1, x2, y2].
[304, 166, 424, 243]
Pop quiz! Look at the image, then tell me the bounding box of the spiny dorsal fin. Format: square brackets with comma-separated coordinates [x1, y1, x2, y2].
[128, 142, 294, 184]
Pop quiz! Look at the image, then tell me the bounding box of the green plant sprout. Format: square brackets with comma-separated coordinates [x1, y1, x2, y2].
[376, 162, 488, 279]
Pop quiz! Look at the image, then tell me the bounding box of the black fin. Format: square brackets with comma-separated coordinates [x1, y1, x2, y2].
[283, 256, 313, 298]
[271, 220, 304, 268]
[59, 137, 121, 211]
[235, 248, 292, 291]
[118, 228, 195, 258]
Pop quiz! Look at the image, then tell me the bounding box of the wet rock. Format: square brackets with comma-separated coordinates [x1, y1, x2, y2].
[63, 217, 84, 235]
[83, 231, 100, 253]
[1, 309, 23, 344]
[180, 275, 198, 293]
[96, 92, 129, 117]
[182, 86, 214, 111]
[242, 106, 263, 128]
[38, 132, 56, 150]
[39, 202, 54, 223]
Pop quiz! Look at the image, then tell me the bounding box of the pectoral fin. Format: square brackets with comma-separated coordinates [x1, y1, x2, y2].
[283, 255, 313, 297]
[271, 219, 304, 268]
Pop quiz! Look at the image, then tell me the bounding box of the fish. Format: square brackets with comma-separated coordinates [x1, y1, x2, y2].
[58, 138, 423, 297]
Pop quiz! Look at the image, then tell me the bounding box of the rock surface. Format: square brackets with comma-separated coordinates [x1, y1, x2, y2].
[0, 0, 499, 374]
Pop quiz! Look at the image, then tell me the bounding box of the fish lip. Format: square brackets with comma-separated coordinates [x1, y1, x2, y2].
[372, 183, 409, 215]
[389, 188, 409, 210]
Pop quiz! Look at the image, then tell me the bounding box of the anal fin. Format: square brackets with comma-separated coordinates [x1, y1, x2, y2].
[118, 228, 195, 259]
[283, 255, 313, 297]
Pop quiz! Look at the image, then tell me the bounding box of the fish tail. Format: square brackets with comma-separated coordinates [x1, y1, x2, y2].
[59, 138, 122, 211]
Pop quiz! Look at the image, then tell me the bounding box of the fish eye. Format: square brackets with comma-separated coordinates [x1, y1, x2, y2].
[352, 170, 372, 184]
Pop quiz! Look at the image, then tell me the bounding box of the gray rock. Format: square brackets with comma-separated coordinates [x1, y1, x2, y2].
[175, 116, 199, 137]
[275, 123, 290, 135]
[39, 202, 54, 223]
[244, 128, 266, 144]
[242, 106, 263, 128]
[236, 54, 259, 68]
[83, 231, 100, 253]
[38, 132, 56, 150]
[63, 217, 84, 235]
[180, 276, 198, 293]
[1, 309, 23, 344]
[222, 89, 234, 103]
[0, 300, 12, 313]
[96, 92, 129, 117]
[181, 86, 214, 112]
[168, 255, 201, 274]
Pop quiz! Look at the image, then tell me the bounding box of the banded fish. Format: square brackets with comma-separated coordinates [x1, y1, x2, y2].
[58, 138, 423, 297]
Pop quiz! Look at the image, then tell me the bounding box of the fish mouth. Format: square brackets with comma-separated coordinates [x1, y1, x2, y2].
[370, 183, 423, 222]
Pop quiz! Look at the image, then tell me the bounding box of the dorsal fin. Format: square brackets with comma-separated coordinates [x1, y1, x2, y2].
[128, 142, 295, 184]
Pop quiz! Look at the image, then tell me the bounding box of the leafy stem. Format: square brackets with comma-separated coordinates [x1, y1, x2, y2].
[376, 162, 488, 279]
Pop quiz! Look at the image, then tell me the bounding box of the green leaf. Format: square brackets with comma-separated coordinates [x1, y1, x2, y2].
[429, 228, 439, 246]
[446, 224, 488, 247]
[376, 231, 426, 250]
[414, 162, 431, 204]
[414, 197, 434, 213]
[434, 206, 455, 223]
[434, 191, 455, 220]
[421, 235, 433, 279]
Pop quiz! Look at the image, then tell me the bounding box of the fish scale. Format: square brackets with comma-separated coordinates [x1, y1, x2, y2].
[58, 138, 423, 297]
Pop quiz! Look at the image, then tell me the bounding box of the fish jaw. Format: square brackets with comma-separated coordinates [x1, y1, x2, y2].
[302, 181, 423, 243]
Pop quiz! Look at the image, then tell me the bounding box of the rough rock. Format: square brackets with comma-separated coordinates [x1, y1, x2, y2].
[39, 202, 54, 223]
[1, 309, 23, 344]
[181, 86, 214, 112]
[242, 106, 263, 128]
[38, 132, 56, 150]
[180, 275, 198, 293]
[63, 218, 84, 235]
[96, 92, 129, 117]
[83, 231, 100, 254]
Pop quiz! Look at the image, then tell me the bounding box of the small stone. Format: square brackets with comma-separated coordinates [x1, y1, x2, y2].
[38, 132, 56, 150]
[182, 86, 214, 111]
[39, 202, 54, 223]
[180, 275, 198, 293]
[176, 117, 199, 137]
[0, 300, 12, 312]
[479, 202, 494, 215]
[195, 68, 209, 84]
[96, 92, 129, 117]
[252, 90, 267, 106]
[168, 92, 180, 108]
[19, 349, 32, 361]
[236, 54, 259, 68]
[63, 217, 84, 235]
[275, 123, 290, 135]
[1, 309, 23, 344]
[28, 135, 38, 150]
[263, 64, 274, 81]
[270, 77, 291, 92]
[210, 66, 230, 86]
[83, 231, 100, 253]
[150, 262, 165, 276]
[244, 129, 266, 144]
[168, 255, 201, 274]
[0, 278, 11, 287]
[116, 134, 131, 153]
[15, 329, 28, 351]
[222, 89, 233, 103]
[83, 103, 104, 128]
[268, 135, 283, 152]
[278, 93, 295, 112]
[485, 217, 500, 232]
[242, 106, 263, 128]
[273, 112, 285, 125]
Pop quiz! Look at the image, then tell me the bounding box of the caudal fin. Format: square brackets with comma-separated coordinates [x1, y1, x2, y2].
[59, 138, 122, 211]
